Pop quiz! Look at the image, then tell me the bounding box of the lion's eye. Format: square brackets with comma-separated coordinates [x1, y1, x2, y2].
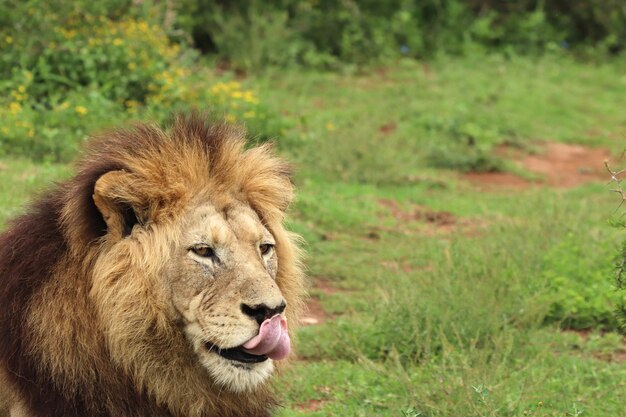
[191, 245, 215, 258]
[259, 243, 274, 256]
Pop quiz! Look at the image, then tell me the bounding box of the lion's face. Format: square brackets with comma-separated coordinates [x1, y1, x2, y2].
[166, 199, 287, 392]
[88, 129, 301, 405]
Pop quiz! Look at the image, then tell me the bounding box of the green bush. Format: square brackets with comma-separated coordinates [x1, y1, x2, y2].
[175, 0, 626, 71]
[0, 0, 285, 161]
[542, 231, 624, 330]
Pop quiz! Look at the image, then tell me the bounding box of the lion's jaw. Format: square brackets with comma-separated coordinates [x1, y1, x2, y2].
[168, 199, 288, 392]
[184, 320, 275, 392]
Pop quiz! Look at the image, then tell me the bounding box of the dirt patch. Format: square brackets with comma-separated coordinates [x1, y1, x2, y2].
[563, 329, 626, 364]
[464, 171, 531, 190]
[295, 387, 332, 412]
[377, 198, 487, 236]
[301, 298, 327, 326]
[523, 142, 611, 187]
[296, 399, 326, 412]
[300, 277, 342, 326]
[379, 122, 397, 135]
[464, 142, 612, 189]
[593, 350, 626, 364]
[378, 198, 456, 226]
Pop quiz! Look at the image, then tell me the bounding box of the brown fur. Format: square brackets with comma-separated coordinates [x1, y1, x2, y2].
[0, 114, 305, 417]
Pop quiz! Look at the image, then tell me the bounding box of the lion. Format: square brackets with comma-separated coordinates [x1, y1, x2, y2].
[0, 114, 305, 417]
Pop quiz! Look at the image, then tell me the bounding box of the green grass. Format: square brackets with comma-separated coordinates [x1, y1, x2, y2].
[0, 159, 70, 225]
[278, 181, 625, 416]
[261, 54, 626, 183]
[1, 55, 625, 416]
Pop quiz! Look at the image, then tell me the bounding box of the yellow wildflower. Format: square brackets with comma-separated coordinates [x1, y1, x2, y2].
[61, 29, 77, 39]
[210, 84, 225, 95]
[8, 102, 21, 114]
[326, 122, 336, 131]
[231, 91, 243, 99]
[243, 91, 258, 104]
[75, 106, 88, 116]
[174, 67, 189, 77]
[5, 36, 13, 44]
[58, 102, 70, 110]
[125, 100, 139, 113]
[113, 38, 123, 46]
[27, 129, 35, 138]
[128, 62, 137, 70]
[225, 114, 236, 123]
[1, 127, 8, 135]
[17, 85, 26, 93]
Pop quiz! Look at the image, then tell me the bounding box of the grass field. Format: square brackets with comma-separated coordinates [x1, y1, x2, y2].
[1, 55, 625, 416]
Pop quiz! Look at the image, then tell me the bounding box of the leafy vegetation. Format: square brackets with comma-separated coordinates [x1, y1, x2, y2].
[0, 1, 283, 160]
[0, 2, 625, 416]
[177, 0, 626, 70]
[1, 57, 625, 415]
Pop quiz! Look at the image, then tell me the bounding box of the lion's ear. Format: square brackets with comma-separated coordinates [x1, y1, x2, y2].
[93, 171, 145, 239]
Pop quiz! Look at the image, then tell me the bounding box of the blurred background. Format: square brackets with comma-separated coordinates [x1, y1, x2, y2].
[1, 1, 625, 416]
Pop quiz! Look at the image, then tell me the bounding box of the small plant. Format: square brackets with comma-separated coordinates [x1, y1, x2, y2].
[568, 403, 584, 417]
[400, 407, 422, 417]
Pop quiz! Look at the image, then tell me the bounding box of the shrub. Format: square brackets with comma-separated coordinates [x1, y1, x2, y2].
[174, 0, 626, 71]
[0, 1, 285, 161]
[542, 231, 624, 330]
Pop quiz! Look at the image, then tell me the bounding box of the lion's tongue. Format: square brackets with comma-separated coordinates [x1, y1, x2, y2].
[242, 315, 290, 360]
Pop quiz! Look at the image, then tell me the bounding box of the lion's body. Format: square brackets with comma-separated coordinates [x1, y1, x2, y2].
[0, 116, 305, 417]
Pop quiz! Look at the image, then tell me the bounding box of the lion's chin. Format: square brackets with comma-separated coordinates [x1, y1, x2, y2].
[197, 346, 275, 392]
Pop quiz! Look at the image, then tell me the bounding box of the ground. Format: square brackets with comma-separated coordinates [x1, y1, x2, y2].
[1, 55, 625, 416]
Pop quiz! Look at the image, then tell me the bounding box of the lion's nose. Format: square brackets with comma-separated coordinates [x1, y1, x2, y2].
[241, 301, 286, 325]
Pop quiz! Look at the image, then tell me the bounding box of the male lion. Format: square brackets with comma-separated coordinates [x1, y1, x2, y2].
[0, 115, 305, 417]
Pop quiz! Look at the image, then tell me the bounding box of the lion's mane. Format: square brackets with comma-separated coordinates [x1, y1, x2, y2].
[0, 115, 305, 417]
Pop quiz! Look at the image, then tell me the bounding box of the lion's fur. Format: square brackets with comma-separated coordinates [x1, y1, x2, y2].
[0, 115, 305, 417]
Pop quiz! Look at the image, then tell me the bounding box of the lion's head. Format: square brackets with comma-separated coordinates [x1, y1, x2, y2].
[0, 114, 305, 417]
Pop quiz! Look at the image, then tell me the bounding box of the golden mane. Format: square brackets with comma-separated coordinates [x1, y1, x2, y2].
[0, 114, 305, 417]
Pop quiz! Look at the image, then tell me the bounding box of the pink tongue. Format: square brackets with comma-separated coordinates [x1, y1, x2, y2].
[242, 315, 290, 360]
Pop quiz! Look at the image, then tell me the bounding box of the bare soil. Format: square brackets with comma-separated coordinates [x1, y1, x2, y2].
[379, 122, 397, 135]
[378, 198, 456, 226]
[300, 277, 343, 327]
[464, 142, 612, 190]
[377, 198, 486, 237]
[296, 399, 326, 412]
[464, 171, 531, 190]
[564, 330, 626, 364]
